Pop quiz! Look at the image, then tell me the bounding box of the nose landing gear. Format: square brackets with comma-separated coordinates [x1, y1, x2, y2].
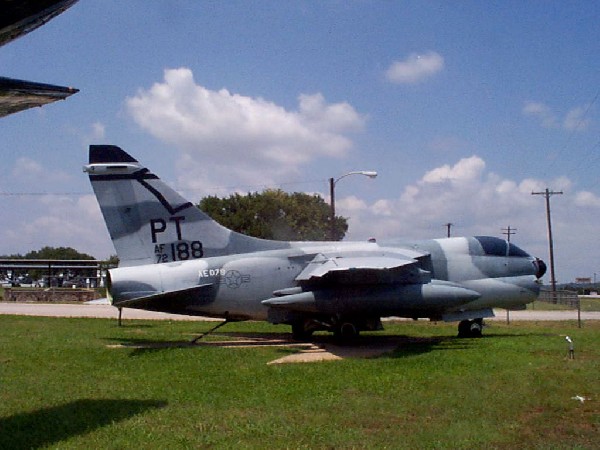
[458, 318, 483, 338]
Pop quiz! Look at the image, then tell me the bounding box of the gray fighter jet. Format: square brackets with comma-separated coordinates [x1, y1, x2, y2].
[85, 145, 546, 339]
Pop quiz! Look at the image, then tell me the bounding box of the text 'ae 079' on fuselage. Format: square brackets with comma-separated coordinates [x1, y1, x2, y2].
[84, 145, 546, 339]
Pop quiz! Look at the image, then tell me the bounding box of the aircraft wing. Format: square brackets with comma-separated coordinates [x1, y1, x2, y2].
[0, 76, 79, 118]
[0, 0, 79, 48]
[295, 252, 430, 285]
[0, 1, 80, 118]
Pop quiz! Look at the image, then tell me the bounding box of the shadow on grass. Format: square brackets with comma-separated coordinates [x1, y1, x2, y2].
[385, 335, 472, 358]
[0, 398, 166, 450]
[107, 332, 477, 359]
[105, 331, 302, 357]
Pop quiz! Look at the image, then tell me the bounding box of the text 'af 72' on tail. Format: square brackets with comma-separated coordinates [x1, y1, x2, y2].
[85, 145, 546, 339]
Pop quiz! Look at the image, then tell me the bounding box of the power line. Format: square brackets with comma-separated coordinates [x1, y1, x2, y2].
[0, 191, 89, 197]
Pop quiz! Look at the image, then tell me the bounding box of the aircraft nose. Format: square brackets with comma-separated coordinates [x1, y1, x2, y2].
[534, 258, 547, 279]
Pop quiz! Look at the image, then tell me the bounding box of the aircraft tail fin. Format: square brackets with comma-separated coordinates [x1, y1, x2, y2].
[85, 145, 287, 267]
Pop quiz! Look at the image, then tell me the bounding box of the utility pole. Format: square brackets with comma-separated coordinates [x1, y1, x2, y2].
[444, 223, 453, 238]
[501, 225, 517, 325]
[532, 188, 563, 293]
[501, 226, 517, 243]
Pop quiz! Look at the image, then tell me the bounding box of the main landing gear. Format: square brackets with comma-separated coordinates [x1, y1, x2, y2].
[457, 318, 484, 338]
[291, 316, 381, 341]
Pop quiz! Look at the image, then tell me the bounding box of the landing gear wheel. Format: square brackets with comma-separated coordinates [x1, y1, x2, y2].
[291, 321, 314, 341]
[334, 322, 360, 340]
[457, 319, 483, 338]
[470, 318, 483, 338]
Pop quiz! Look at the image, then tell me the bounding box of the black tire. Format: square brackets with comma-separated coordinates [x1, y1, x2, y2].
[334, 322, 360, 340]
[291, 321, 313, 341]
[470, 319, 483, 338]
[458, 319, 483, 338]
[458, 320, 471, 338]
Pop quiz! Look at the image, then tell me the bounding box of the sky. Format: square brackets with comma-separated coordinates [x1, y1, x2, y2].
[0, 0, 599, 283]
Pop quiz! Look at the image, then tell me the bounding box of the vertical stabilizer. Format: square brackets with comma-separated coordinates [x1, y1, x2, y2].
[85, 145, 287, 266]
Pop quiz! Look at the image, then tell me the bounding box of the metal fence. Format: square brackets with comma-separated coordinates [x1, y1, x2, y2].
[537, 289, 580, 308]
[537, 289, 582, 327]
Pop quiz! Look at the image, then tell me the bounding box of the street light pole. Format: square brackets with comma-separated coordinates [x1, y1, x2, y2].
[329, 171, 377, 241]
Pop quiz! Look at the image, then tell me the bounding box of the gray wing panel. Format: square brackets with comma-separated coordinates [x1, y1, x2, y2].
[296, 254, 429, 285]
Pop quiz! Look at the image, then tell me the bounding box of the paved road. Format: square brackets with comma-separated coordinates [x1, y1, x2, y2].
[1, 302, 599, 321]
[0, 302, 215, 321]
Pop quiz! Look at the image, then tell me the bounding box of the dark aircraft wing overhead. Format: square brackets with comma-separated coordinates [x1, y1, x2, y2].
[0, 76, 79, 118]
[0, 0, 79, 118]
[0, 0, 79, 47]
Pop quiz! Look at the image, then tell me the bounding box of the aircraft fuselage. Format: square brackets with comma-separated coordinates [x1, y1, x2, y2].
[108, 237, 541, 322]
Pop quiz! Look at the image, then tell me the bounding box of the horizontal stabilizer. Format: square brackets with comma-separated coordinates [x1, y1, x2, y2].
[113, 284, 213, 315]
[86, 297, 110, 305]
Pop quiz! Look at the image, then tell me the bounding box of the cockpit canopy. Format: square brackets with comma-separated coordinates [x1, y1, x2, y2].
[474, 236, 530, 257]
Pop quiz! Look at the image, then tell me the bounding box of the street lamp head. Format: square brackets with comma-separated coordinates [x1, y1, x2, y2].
[334, 171, 378, 184]
[360, 171, 377, 179]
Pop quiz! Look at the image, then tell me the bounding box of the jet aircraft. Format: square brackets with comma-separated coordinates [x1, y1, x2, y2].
[85, 145, 546, 339]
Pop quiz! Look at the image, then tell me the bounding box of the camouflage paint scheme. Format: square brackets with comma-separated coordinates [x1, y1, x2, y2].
[85, 145, 546, 338]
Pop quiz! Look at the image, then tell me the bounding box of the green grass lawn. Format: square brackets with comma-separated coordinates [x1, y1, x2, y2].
[1, 316, 598, 449]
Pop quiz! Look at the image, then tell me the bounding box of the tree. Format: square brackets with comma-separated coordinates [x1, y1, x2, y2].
[198, 189, 348, 241]
[24, 246, 95, 260]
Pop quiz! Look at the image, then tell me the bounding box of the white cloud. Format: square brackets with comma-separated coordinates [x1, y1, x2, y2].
[574, 191, 600, 207]
[12, 157, 44, 178]
[11, 158, 71, 183]
[523, 101, 592, 131]
[563, 106, 591, 131]
[0, 194, 112, 259]
[91, 122, 106, 140]
[336, 195, 368, 212]
[335, 155, 599, 281]
[385, 51, 444, 84]
[522, 101, 557, 128]
[126, 68, 366, 190]
[421, 156, 485, 184]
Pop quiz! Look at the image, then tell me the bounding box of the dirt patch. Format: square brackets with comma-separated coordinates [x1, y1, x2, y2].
[267, 341, 399, 364]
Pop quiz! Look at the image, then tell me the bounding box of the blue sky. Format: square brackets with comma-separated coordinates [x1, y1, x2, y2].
[0, 1, 598, 282]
